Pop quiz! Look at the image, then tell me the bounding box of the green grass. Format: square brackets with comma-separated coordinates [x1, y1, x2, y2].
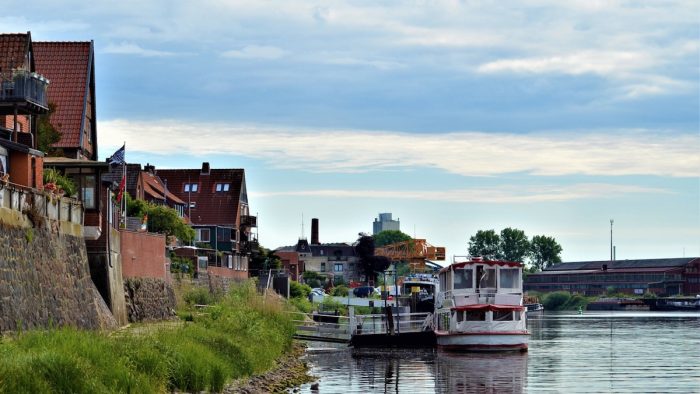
[0, 280, 296, 393]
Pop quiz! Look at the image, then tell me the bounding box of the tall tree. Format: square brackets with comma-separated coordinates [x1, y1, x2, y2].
[500, 227, 531, 263]
[374, 230, 412, 247]
[468, 229, 501, 259]
[530, 235, 563, 271]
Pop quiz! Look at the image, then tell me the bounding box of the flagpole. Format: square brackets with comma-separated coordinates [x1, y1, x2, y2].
[122, 142, 126, 228]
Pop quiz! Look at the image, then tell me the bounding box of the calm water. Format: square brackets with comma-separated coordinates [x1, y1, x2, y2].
[297, 311, 700, 393]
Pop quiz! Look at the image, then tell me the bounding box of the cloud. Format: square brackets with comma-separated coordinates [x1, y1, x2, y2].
[98, 119, 700, 178]
[102, 42, 180, 57]
[221, 45, 287, 60]
[250, 184, 671, 204]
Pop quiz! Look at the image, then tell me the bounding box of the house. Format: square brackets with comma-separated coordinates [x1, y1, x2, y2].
[123, 163, 187, 220]
[276, 219, 362, 284]
[524, 257, 700, 297]
[0, 32, 49, 190]
[33, 40, 97, 160]
[157, 162, 257, 280]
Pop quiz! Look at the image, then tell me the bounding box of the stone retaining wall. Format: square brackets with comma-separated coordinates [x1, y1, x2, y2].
[124, 277, 176, 322]
[0, 222, 116, 333]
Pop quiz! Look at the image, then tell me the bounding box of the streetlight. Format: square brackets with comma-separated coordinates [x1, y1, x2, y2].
[610, 219, 614, 261]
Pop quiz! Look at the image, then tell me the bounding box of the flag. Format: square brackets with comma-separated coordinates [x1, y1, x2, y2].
[116, 174, 126, 203]
[107, 144, 125, 165]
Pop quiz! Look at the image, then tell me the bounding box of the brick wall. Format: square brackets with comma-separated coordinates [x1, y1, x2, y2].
[120, 230, 167, 280]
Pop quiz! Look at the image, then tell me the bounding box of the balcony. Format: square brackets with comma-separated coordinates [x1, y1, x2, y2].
[240, 214, 257, 227]
[0, 70, 50, 114]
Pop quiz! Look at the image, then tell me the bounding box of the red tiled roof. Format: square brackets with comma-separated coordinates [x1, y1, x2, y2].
[142, 171, 186, 205]
[0, 33, 31, 79]
[156, 168, 245, 227]
[33, 41, 92, 149]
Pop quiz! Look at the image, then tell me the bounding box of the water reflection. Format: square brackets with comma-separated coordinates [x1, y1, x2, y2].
[300, 312, 700, 393]
[434, 352, 527, 394]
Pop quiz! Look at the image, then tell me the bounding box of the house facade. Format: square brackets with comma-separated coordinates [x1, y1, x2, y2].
[157, 162, 257, 279]
[524, 258, 700, 297]
[277, 239, 362, 284]
[0, 32, 49, 191]
[33, 41, 97, 160]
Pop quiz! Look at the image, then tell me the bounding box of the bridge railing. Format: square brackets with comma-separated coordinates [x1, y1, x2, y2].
[288, 311, 352, 343]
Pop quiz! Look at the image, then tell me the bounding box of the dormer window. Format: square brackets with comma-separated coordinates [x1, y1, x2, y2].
[184, 183, 198, 192]
[215, 183, 230, 192]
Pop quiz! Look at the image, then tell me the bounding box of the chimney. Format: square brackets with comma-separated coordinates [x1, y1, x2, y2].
[144, 163, 155, 173]
[311, 218, 319, 245]
[201, 162, 210, 174]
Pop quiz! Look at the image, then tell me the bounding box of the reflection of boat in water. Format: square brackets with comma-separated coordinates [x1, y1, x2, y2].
[434, 257, 529, 351]
[435, 351, 528, 393]
[402, 274, 439, 313]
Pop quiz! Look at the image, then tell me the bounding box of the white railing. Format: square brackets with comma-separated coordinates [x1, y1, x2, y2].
[0, 183, 83, 225]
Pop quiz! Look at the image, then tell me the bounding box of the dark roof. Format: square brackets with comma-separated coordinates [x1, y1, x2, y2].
[156, 166, 245, 227]
[545, 258, 700, 272]
[33, 41, 94, 152]
[310, 243, 356, 257]
[142, 171, 186, 205]
[0, 32, 31, 79]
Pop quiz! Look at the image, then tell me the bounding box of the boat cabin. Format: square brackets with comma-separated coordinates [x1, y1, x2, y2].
[438, 257, 523, 308]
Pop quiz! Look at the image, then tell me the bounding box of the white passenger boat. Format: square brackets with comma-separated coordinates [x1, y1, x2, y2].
[434, 256, 529, 351]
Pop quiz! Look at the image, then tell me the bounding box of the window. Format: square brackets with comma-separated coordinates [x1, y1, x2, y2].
[466, 310, 486, 321]
[334, 263, 343, 272]
[215, 183, 230, 192]
[217, 227, 231, 242]
[493, 310, 514, 321]
[453, 267, 473, 290]
[320, 263, 326, 272]
[500, 268, 520, 289]
[189, 202, 196, 208]
[184, 183, 198, 192]
[476, 266, 497, 289]
[197, 228, 210, 242]
[80, 175, 96, 209]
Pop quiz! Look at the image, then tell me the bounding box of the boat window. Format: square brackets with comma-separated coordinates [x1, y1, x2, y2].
[466, 310, 486, 321]
[455, 311, 464, 323]
[493, 310, 514, 321]
[477, 267, 497, 289]
[453, 267, 473, 289]
[514, 311, 521, 321]
[500, 268, 520, 289]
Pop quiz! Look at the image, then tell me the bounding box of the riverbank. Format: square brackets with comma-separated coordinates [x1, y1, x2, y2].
[224, 342, 314, 393]
[0, 280, 299, 392]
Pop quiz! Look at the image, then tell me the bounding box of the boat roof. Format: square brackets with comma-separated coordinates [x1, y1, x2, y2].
[440, 258, 522, 274]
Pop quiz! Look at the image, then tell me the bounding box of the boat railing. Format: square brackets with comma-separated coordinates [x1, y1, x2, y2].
[353, 312, 432, 336]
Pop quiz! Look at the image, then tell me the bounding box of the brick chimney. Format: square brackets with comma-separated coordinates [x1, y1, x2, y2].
[311, 218, 319, 245]
[201, 162, 210, 175]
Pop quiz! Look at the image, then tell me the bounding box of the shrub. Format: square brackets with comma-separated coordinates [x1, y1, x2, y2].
[542, 291, 572, 310]
[331, 285, 349, 297]
[289, 281, 312, 299]
[183, 287, 216, 306]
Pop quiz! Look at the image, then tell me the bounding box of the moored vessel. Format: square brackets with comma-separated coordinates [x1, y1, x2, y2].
[434, 256, 529, 351]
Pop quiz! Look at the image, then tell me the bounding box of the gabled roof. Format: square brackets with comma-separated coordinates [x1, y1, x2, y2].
[0, 32, 32, 79]
[141, 171, 186, 205]
[545, 257, 700, 272]
[33, 41, 95, 154]
[156, 165, 245, 227]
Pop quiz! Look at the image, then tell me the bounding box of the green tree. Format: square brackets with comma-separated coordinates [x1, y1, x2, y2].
[125, 193, 195, 243]
[37, 103, 63, 156]
[499, 227, 531, 262]
[530, 235, 562, 271]
[468, 229, 501, 259]
[373, 230, 412, 247]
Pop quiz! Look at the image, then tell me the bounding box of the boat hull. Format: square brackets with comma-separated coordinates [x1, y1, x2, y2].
[435, 331, 529, 352]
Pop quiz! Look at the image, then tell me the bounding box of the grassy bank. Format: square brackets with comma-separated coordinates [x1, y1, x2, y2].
[0, 280, 296, 393]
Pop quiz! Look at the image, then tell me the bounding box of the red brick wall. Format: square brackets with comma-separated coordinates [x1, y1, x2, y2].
[120, 230, 167, 280]
[208, 266, 247, 280]
[8, 151, 42, 188]
[277, 250, 300, 281]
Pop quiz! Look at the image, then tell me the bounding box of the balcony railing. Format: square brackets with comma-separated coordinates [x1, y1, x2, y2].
[240, 215, 257, 227]
[0, 70, 50, 111]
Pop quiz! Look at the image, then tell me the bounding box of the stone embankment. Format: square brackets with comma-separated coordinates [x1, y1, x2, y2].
[224, 343, 315, 394]
[0, 222, 116, 333]
[124, 277, 177, 322]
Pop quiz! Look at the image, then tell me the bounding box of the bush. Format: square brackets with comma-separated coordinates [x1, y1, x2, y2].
[289, 281, 312, 299]
[183, 287, 216, 306]
[542, 291, 571, 310]
[331, 285, 349, 297]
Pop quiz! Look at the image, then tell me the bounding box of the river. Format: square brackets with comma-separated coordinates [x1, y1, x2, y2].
[296, 311, 700, 393]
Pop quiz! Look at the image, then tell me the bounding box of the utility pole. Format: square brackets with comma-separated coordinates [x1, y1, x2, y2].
[610, 219, 614, 261]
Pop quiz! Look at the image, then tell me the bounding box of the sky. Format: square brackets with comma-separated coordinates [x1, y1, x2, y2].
[4, 0, 699, 262]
